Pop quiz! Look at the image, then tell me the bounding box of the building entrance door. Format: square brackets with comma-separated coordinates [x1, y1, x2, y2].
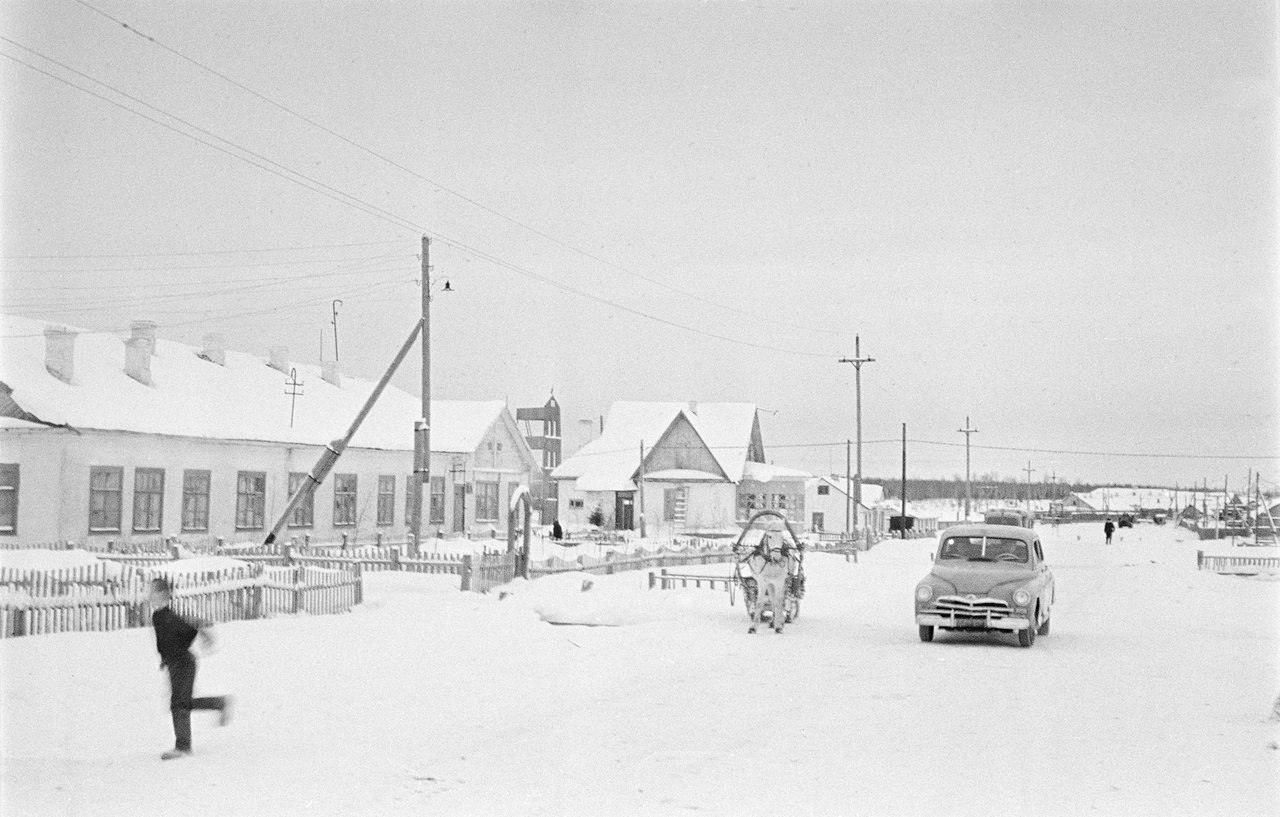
[615, 491, 635, 530]
[453, 485, 466, 532]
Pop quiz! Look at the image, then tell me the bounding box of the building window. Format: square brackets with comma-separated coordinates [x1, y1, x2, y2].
[429, 476, 445, 524]
[663, 487, 687, 522]
[235, 471, 266, 530]
[0, 464, 18, 535]
[377, 476, 395, 526]
[182, 470, 210, 532]
[333, 473, 357, 527]
[475, 481, 499, 522]
[817, 484, 830, 496]
[132, 468, 165, 533]
[89, 466, 124, 533]
[569, 498, 584, 510]
[737, 491, 764, 520]
[812, 512, 825, 532]
[288, 472, 314, 528]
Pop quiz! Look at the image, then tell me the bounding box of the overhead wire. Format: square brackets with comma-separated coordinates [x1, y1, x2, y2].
[1, 41, 837, 360]
[63, 0, 849, 339]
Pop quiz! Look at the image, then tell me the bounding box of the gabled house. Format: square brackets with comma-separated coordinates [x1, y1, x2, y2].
[551, 401, 804, 536]
[804, 476, 884, 534]
[0, 316, 538, 546]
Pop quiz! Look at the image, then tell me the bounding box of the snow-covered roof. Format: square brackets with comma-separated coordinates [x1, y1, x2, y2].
[1068, 487, 1178, 512]
[551, 401, 760, 492]
[806, 476, 883, 506]
[0, 315, 511, 454]
[741, 461, 810, 483]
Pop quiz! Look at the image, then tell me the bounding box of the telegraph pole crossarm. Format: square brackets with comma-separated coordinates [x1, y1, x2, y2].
[958, 417, 978, 522]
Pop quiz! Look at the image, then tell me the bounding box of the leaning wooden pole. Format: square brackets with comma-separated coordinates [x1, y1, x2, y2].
[264, 319, 425, 545]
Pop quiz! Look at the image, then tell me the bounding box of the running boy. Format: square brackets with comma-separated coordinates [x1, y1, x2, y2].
[149, 577, 231, 760]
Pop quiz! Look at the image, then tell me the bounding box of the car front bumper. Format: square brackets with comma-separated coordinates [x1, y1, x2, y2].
[916, 612, 1030, 631]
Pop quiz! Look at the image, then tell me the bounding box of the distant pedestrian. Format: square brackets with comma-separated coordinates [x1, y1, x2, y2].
[1103, 518, 1115, 545]
[149, 577, 232, 760]
[552, 520, 563, 541]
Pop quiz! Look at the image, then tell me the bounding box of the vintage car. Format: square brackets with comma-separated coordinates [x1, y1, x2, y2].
[914, 524, 1054, 647]
[982, 507, 1035, 528]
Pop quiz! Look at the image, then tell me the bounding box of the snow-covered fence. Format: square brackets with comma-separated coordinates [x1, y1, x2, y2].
[529, 548, 738, 579]
[648, 569, 734, 592]
[461, 551, 518, 593]
[0, 559, 362, 639]
[1196, 550, 1280, 574]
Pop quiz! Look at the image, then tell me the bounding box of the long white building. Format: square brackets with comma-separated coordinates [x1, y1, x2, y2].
[0, 316, 538, 547]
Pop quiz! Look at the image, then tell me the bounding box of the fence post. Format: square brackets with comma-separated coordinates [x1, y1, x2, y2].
[648, 571, 656, 590]
[460, 554, 473, 591]
[353, 562, 363, 605]
[1196, 550, 1203, 570]
[217, 537, 225, 550]
[390, 547, 401, 571]
[376, 532, 383, 547]
[304, 533, 311, 548]
[170, 543, 181, 561]
[283, 542, 293, 566]
[341, 532, 349, 551]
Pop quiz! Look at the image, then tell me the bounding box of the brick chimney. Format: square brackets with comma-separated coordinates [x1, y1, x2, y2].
[125, 336, 152, 386]
[198, 333, 225, 366]
[321, 360, 342, 387]
[43, 326, 77, 383]
[268, 346, 289, 374]
[130, 320, 157, 356]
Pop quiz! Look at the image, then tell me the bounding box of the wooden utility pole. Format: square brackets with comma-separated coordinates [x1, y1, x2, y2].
[845, 439, 852, 536]
[958, 416, 978, 521]
[1023, 461, 1036, 512]
[638, 440, 646, 538]
[409, 236, 432, 550]
[900, 423, 907, 539]
[838, 336, 875, 512]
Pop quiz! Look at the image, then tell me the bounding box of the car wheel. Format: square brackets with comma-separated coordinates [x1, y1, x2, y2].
[1037, 613, 1051, 636]
[919, 625, 934, 643]
[1018, 620, 1036, 648]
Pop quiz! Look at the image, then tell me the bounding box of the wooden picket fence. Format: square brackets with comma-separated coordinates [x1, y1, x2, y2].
[1196, 550, 1280, 575]
[0, 560, 362, 639]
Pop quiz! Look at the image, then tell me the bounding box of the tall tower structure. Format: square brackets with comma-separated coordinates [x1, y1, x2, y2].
[517, 393, 562, 523]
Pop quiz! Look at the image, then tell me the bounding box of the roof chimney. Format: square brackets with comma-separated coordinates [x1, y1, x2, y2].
[268, 346, 289, 374]
[130, 320, 157, 356]
[198, 333, 225, 366]
[43, 325, 77, 383]
[321, 360, 342, 387]
[125, 336, 152, 386]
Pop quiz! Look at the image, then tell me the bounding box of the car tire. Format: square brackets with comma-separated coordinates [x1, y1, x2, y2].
[1018, 621, 1036, 648]
[918, 625, 934, 643]
[1037, 613, 1051, 636]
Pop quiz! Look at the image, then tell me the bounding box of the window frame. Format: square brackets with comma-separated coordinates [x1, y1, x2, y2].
[376, 475, 396, 527]
[333, 473, 358, 528]
[235, 471, 267, 531]
[88, 466, 124, 533]
[429, 476, 445, 524]
[181, 470, 211, 533]
[131, 467, 165, 533]
[475, 480, 500, 522]
[0, 464, 18, 535]
[287, 472, 314, 528]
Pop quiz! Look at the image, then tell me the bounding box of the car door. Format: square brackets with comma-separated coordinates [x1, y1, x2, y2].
[1033, 538, 1053, 613]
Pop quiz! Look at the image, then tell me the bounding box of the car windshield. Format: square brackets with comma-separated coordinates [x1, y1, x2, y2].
[938, 536, 1029, 563]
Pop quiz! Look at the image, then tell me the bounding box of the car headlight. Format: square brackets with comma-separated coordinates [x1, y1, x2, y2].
[915, 584, 933, 602]
[1013, 589, 1031, 606]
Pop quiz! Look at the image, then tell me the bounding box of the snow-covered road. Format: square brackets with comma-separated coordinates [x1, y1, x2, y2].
[2, 523, 1277, 816]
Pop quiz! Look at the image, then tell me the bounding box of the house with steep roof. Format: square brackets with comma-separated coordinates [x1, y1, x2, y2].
[0, 316, 538, 546]
[550, 401, 806, 536]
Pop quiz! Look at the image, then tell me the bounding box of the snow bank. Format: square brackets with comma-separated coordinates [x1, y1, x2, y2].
[0, 548, 113, 572]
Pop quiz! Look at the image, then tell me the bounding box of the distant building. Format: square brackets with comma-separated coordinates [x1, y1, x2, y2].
[551, 401, 806, 536]
[516, 393, 561, 524]
[0, 316, 538, 546]
[804, 476, 886, 534]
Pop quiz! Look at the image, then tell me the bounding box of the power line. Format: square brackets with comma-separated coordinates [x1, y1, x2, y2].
[2, 239, 405, 260]
[63, 0, 847, 339]
[3, 252, 414, 275]
[2, 43, 836, 361]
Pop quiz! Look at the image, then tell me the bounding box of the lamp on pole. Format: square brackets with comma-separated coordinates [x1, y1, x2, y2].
[838, 336, 875, 532]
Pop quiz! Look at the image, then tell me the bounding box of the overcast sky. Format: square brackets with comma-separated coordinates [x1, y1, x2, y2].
[1, 1, 1275, 489]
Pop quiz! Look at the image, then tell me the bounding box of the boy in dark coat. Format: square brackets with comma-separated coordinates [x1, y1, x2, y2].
[1103, 518, 1115, 545]
[149, 577, 231, 760]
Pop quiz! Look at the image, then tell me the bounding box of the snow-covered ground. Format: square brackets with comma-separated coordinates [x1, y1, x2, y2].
[2, 523, 1276, 816]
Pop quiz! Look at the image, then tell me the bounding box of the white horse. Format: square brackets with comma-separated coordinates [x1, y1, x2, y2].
[743, 537, 796, 634]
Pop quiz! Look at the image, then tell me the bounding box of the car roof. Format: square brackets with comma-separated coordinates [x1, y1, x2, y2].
[939, 524, 1038, 544]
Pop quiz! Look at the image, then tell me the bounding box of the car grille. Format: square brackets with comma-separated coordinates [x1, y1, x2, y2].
[932, 595, 1011, 616]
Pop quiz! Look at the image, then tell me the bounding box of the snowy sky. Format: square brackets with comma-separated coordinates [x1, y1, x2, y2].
[1, 1, 1275, 488]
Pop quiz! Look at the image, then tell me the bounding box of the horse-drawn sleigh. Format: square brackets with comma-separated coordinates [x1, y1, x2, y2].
[730, 510, 806, 634]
